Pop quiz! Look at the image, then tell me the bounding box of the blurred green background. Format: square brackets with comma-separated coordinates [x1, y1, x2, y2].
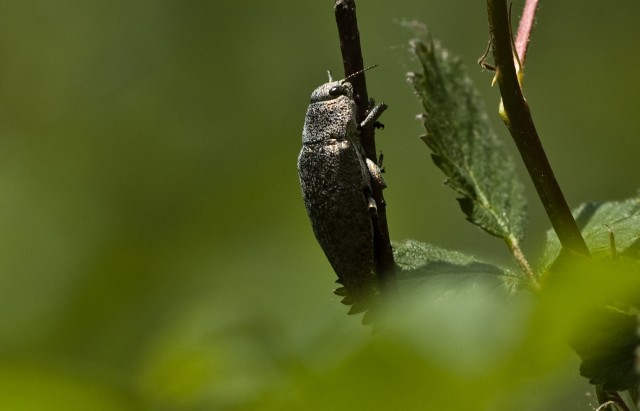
[1, 1, 639, 409]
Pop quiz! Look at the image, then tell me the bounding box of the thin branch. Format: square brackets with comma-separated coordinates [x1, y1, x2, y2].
[334, 0, 368, 121]
[334, 0, 396, 291]
[486, 0, 590, 257]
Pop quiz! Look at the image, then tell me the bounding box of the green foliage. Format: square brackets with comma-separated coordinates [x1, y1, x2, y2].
[405, 28, 640, 407]
[537, 195, 640, 396]
[571, 306, 639, 391]
[3, 2, 640, 410]
[407, 33, 527, 242]
[540, 196, 640, 272]
[394, 239, 510, 285]
[540, 255, 640, 396]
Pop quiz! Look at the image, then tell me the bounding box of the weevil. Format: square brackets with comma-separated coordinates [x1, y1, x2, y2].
[297, 67, 387, 313]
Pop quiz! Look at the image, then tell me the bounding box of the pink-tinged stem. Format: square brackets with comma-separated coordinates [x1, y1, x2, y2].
[514, 0, 539, 65]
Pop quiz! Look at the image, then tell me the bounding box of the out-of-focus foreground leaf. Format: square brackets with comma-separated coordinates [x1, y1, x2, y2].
[407, 29, 527, 242]
[540, 195, 640, 396]
[248, 240, 598, 410]
[544, 257, 640, 394]
[571, 306, 639, 392]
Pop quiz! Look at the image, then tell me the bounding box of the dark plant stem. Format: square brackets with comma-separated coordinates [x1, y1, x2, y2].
[334, 0, 396, 291]
[486, 0, 590, 257]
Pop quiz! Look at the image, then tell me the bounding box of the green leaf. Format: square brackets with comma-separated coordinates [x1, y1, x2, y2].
[407, 31, 527, 241]
[571, 306, 640, 392]
[539, 222, 640, 393]
[394, 239, 512, 287]
[540, 195, 640, 271]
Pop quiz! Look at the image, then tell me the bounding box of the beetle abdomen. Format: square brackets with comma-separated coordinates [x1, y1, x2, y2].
[298, 140, 376, 309]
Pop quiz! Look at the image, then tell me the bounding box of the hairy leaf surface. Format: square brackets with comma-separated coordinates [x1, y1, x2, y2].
[407, 32, 526, 241]
[540, 195, 640, 271]
[394, 239, 512, 289]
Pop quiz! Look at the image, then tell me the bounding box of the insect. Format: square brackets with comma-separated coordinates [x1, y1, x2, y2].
[297, 67, 386, 313]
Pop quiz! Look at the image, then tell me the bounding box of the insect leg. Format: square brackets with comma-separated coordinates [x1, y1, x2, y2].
[365, 158, 386, 189]
[360, 103, 387, 129]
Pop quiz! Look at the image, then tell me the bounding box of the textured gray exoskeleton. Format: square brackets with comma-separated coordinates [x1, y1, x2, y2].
[297, 69, 386, 313]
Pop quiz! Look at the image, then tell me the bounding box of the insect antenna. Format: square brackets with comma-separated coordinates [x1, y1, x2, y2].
[343, 64, 378, 82]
